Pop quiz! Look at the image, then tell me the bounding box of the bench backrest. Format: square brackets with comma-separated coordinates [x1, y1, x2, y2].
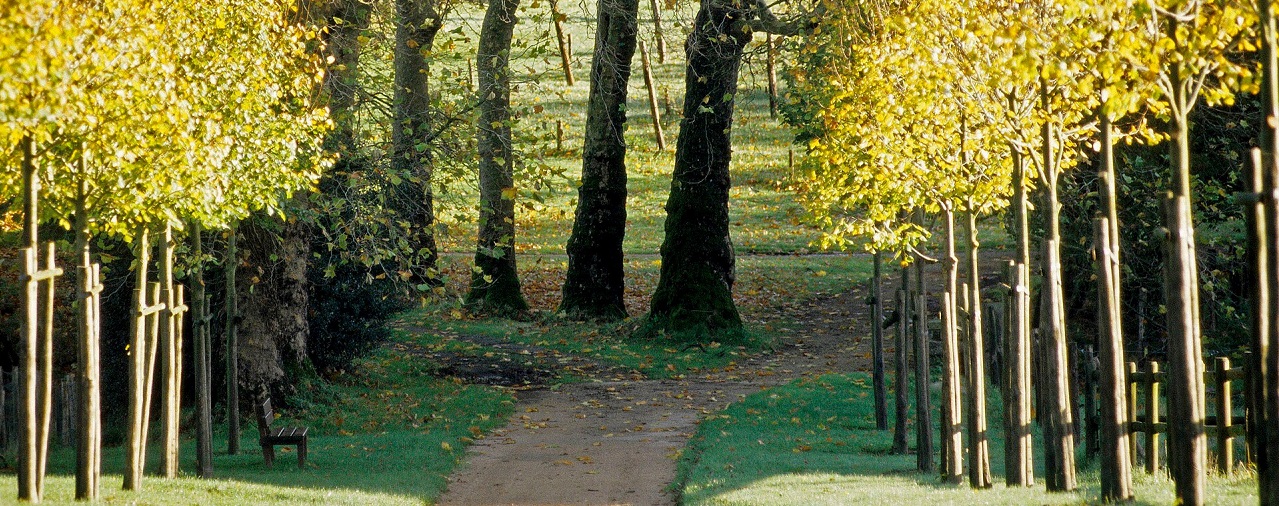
[255, 397, 274, 439]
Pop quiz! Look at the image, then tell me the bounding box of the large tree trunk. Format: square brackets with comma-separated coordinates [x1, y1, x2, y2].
[321, 0, 371, 154]
[467, 0, 528, 314]
[560, 0, 639, 320]
[237, 219, 313, 400]
[392, 0, 444, 287]
[645, 0, 751, 341]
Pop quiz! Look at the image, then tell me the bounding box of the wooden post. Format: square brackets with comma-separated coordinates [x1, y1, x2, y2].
[35, 242, 60, 499]
[647, 0, 666, 63]
[766, 35, 778, 118]
[550, 0, 574, 85]
[556, 120, 564, 152]
[872, 252, 887, 430]
[192, 226, 213, 478]
[1147, 361, 1162, 474]
[1096, 218, 1133, 500]
[467, 58, 475, 93]
[1128, 361, 1140, 467]
[226, 227, 241, 455]
[1215, 357, 1234, 474]
[139, 281, 164, 475]
[639, 41, 665, 151]
[18, 136, 39, 502]
[940, 207, 962, 483]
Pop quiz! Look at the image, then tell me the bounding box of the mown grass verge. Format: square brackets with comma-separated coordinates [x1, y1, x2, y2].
[1, 339, 514, 505]
[675, 373, 1258, 506]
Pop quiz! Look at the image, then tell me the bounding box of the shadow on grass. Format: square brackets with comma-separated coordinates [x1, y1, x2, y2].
[676, 373, 1258, 506]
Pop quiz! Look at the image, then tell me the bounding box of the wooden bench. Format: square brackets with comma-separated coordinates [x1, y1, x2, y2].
[255, 397, 308, 469]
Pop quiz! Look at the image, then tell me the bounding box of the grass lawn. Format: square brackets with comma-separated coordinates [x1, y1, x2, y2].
[675, 373, 1259, 506]
[0, 342, 515, 505]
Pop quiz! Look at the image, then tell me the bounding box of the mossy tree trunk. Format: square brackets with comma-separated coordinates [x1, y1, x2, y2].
[646, 0, 753, 341]
[237, 218, 313, 400]
[392, 0, 444, 288]
[561, 0, 639, 320]
[468, 0, 529, 315]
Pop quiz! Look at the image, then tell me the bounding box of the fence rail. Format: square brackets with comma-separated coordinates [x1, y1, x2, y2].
[1126, 357, 1249, 474]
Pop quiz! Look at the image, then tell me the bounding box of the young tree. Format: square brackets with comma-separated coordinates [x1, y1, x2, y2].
[560, 0, 640, 321]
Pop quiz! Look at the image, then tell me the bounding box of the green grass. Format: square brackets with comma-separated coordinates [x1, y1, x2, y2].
[676, 373, 1259, 505]
[3, 335, 515, 505]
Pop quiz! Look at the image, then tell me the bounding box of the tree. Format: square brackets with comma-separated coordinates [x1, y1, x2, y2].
[468, 0, 529, 314]
[645, 0, 812, 341]
[561, 0, 640, 320]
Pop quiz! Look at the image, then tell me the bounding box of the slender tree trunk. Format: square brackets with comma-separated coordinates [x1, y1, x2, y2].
[965, 204, 991, 489]
[124, 229, 151, 491]
[646, 0, 753, 341]
[647, 0, 665, 63]
[160, 224, 180, 478]
[1040, 79, 1077, 492]
[872, 251, 887, 430]
[192, 225, 213, 478]
[1007, 141, 1033, 487]
[74, 171, 102, 499]
[1261, 4, 1279, 502]
[639, 41, 666, 151]
[392, 0, 444, 288]
[561, 0, 639, 320]
[940, 205, 963, 483]
[225, 226, 240, 455]
[18, 136, 39, 502]
[766, 35, 778, 118]
[1096, 216, 1134, 501]
[1166, 108, 1207, 506]
[550, 0, 575, 85]
[468, 0, 528, 314]
[892, 268, 910, 454]
[914, 239, 934, 473]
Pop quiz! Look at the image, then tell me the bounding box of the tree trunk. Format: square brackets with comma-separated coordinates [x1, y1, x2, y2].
[18, 136, 39, 502]
[550, 0, 575, 86]
[560, 0, 639, 320]
[467, 0, 529, 314]
[892, 269, 910, 454]
[1096, 217, 1134, 501]
[1260, 4, 1279, 501]
[1007, 141, 1033, 487]
[225, 226, 240, 455]
[392, 0, 444, 288]
[74, 174, 102, 499]
[321, 0, 371, 154]
[647, 0, 665, 63]
[191, 225, 213, 478]
[124, 229, 151, 492]
[872, 251, 887, 430]
[1165, 111, 1207, 506]
[646, 0, 753, 342]
[965, 205, 991, 489]
[160, 224, 180, 478]
[238, 218, 313, 401]
[940, 205, 963, 483]
[913, 250, 934, 473]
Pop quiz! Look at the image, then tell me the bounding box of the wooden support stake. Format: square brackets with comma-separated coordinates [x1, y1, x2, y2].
[1128, 361, 1140, 467]
[161, 224, 180, 478]
[965, 207, 991, 489]
[1216, 357, 1234, 474]
[639, 41, 665, 151]
[1147, 361, 1162, 474]
[551, 0, 574, 86]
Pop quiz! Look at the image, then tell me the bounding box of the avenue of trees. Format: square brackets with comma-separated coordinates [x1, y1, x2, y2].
[4, 0, 1279, 504]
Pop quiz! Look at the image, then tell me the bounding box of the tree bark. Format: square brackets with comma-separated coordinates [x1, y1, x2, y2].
[892, 272, 910, 454]
[872, 251, 887, 430]
[965, 205, 991, 489]
[913, 250, 934, 473]
[160, 224, 180, 478]
[238, 218, 313, 401]
[1096, 217, 1133, 501]
[18, 136, 39, 502]
[1007, 141, 1033, 487]
[647, 0, 666, 63]
[192, 225, 213, 478]
[646, 0, 754, 341]
[74, 173, 102, 499]
[940, 206, 963, 483]
[225, 226, 240, 455]
[550, 0, 575, 85]
[561, 0, 638, 320]
[124, 229, 151, 492]
[320, 0, 371, 154]
[392, 0, 444, 288]
[468, 0, 528, 314]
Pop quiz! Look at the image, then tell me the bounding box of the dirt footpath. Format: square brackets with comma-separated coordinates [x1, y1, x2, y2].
[435, 286, 881, 506]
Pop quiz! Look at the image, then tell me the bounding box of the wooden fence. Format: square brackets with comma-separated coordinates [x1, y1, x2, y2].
[1126, 357, 1249, 474]
[0, 369, 79, 452]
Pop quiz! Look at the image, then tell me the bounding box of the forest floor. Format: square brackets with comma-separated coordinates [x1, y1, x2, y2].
[434, 285, 877, 505]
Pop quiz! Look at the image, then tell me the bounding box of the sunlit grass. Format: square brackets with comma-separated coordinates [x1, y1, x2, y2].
[677, 373, 1259, 506]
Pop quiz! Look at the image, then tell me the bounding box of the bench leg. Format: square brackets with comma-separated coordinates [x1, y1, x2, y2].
[262, 444, 275, 468]
[298, 440, 307, 469]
